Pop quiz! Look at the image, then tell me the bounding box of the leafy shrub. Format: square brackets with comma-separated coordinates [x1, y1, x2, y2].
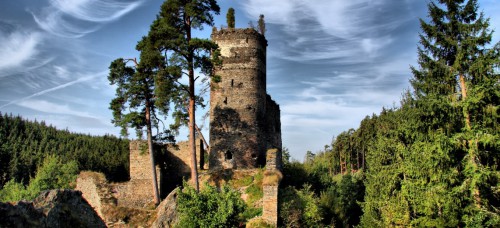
[240, 207, 262, 221]
[0, 155, 78, 202]
[177, 182, 246, 227]
[279, 184, 323, 227]
[0, 180, 28, 202]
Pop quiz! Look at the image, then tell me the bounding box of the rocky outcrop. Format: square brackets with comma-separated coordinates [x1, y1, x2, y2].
[151, 188, 179, 228]
[0, 189, 106, 228]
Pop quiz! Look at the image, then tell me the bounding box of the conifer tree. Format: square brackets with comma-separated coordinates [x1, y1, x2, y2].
[108, 51, 174, 205]
[362, 0, 500, 226]
[227, 7, 235, 29]
[143, 0, 220, 192]
[410, 0, 499, 225]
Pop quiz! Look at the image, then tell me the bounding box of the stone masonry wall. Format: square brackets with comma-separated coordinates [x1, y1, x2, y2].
[209, 28, 269, 170]
[76, 172, 117, 221]
[265, 95, 282, 154]
[262, 149, 282, 226]
[76, 172, 107, 219]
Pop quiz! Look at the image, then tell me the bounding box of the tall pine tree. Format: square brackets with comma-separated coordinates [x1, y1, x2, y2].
[143, 0, 220, 192]
[108, 51, 174, 205]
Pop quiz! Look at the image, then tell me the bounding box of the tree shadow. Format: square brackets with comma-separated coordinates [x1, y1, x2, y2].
[209, 106, 266, 170]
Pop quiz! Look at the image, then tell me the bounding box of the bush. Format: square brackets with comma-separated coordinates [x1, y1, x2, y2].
[177, 182, 246, 227]
[279, 185, 323, 227]
[0, 155, 78, 202]
[0, 179, 28, 202]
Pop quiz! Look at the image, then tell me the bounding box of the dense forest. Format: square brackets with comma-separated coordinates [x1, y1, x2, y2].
[0, 112, 130, 191]
[278, 0, 500, 227]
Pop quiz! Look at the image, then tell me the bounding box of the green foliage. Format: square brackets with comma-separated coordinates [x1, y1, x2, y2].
[360, 0, 500, 226]
[142, 0, 221, 192]
[245, 169, 264, 207]
[25, 155, 78, 199]
[281, 161, 308, 189]
[279, 185, 323, 228]
[0, 113, 129, 188]
[246, 217, 273, 228]
[0, 180, 28, 202]
[240, 207, 262, 222]
[319, 173, 365, 227]
[0, 155, 78, 202]
[176, 182, 246, 228]
[226, 8, 235, 28]
[277, 1, 499, 227]
[281, 147, 291, 165]
[245, 183, 263, 206]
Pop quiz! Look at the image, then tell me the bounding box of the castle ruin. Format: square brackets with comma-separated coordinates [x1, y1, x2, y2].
[77, 27, 282, 226]
[209, 28, 282, 170]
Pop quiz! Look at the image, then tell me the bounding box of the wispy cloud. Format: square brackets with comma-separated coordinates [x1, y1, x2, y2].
[0, 71, 105, 109]
[30, 0, 144, 38]
[243, 0, 418, 63]
[49, 0, 143, 22]
[18, 99, 95, 118]
[0, 30, 42, 71]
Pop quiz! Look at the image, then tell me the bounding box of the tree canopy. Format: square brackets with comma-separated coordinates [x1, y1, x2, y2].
[142, 0, 220, 192]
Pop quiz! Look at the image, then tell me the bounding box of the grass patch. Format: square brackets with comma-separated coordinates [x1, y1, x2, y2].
[231, 175, 254, 188]
[240, 207, 262, 221]
[263, 170, 283, 186]
[245, 183, 263, 206]
[246, 217, 274, 228]
[245, 168, 264, 207]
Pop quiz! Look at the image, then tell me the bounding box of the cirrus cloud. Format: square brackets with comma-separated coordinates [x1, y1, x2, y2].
[30, 0, 144, 38]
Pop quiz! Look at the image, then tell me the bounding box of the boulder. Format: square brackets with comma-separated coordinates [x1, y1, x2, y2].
[151, 188, 179, 228]
[0, 189, 106, 228]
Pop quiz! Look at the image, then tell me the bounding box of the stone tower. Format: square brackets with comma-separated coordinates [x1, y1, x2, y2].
[209, 28, 281, 169]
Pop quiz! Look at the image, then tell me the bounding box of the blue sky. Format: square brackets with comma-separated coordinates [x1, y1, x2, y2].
[1, 0, 499, 160]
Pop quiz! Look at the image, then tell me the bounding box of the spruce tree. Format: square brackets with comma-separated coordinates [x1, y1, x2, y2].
[362, 0, 499, 226]
[410, 0, 499, 225]
[143, 0, 220, 192]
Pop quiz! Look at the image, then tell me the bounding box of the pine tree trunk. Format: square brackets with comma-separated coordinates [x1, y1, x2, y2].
[186, 16, 199, 193]
[146, 104, 160, 205]
[188, 89, 199, 192]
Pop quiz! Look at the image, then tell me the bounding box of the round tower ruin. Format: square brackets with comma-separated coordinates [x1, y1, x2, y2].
[209, 28, 268, 169]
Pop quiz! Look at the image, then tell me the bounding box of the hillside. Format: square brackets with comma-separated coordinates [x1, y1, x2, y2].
[0, 112, 130, 189]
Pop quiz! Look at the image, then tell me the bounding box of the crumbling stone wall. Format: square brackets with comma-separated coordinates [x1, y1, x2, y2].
[262, 149, 282, 226]
[210, 28, 281, 170]
[161, 140, 204, 196]
[77, 140, 204, 210]
[120, 141, 161, 207]
[75, 172, 111, 219]
[265, 95, 282, 153]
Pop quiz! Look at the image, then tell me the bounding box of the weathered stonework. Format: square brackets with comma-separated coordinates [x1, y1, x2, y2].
[262, 149, 282, 226]
[209, 28, 281, 170]
[75, 172, 112, 219]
